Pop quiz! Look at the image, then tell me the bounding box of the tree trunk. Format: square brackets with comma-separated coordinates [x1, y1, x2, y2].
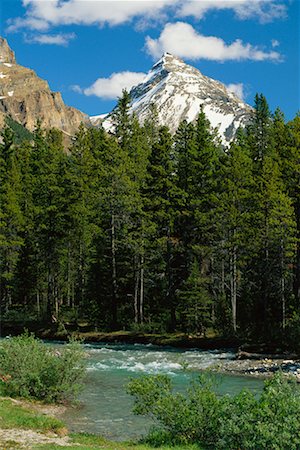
[281, 236, 286, 329]
[134, 255, 140, 324]
[230, 243, 237, 333]
[111, 212, 118, 329]
[167, 229, 176, 331]
[55, 286, 59, 318]
[79, 242, 85, 305]
[67, 240, 71, 307]
[47, 272, 52, 318]
[294, 199, 300, 304]
[140, 254, 144, 324]
[221, 239, 226, 297]
[36, 291, 40, 317]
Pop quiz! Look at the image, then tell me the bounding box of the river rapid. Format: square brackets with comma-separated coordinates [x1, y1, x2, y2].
[60, 342, 263, 440]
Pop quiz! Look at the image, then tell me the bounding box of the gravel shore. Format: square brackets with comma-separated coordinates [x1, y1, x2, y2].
[217, 357, 300, 380]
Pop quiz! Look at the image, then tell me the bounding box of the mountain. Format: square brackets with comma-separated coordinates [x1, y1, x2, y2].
[0, 37, 89, 137]
[0, 39, 252, 144]
[95, 53, 253, 144]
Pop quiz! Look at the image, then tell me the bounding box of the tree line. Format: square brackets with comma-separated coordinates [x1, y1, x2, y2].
[0, 92, 300, 342]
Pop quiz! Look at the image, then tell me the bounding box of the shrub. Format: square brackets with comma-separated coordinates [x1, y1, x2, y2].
[0, 333, 86, 403]
[127, 372, 300, 449]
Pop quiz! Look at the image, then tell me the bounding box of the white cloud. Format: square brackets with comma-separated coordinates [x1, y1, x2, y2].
[226, 83, 245, 100]
[7, 0, 286, 32]
[81, 71, 146, 99]
[7, 16, 50, 32]
[178, 0, 287, 23]
[24, 32, 76, 46]
[71, 84, 83, 94]
[8, 0, 174, 32]
[271, 39, 280, 48]
[145, 22, 281, 62]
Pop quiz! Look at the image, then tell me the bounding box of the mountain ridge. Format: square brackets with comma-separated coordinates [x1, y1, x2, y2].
[96, 53, 253, 144]
[0, 37, 252, 144]
[0, 37, 89, 137]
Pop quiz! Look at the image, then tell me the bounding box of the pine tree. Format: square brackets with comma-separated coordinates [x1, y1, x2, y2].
[178, 259, 212, 335]
[66, 125, 100, 312]
[277, 114, 300, 307]
[27, 125, 69, 319]
[125, 117, 151, 324]
[144, 126, 180, 329]
[248, 93, 274, 163]
[0, 127, 24, 312]
[244, 98, 296, 333]
[175, 110, 222, 332]
[111, 89, 132, 150]
[215, 130, 254, 332]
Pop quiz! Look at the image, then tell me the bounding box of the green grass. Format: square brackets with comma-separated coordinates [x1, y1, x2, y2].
[0, 398, 202, 450]
[33, 432, 201, 449]
[0, 398, 65, 433]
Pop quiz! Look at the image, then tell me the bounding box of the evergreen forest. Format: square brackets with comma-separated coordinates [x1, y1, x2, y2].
[1, 92, 300, 345]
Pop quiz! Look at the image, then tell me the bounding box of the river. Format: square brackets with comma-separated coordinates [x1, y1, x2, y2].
[60, 342, 263, 440]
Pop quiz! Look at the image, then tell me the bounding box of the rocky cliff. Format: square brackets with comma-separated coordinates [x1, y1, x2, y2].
[0, 37, 89, 136]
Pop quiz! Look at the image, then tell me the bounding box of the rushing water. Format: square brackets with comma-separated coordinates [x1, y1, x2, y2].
[60, 342, 263, 440]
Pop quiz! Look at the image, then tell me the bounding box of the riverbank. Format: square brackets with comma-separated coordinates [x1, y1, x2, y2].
[214, 355, 300, 381]
[0, 322, 241, 349]
[3, 322, 300, 381]
[0, 396, 199, 449]
[2, 322, 298, 355]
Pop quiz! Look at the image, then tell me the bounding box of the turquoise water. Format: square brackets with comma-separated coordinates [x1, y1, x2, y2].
[61, 342, 263, 440]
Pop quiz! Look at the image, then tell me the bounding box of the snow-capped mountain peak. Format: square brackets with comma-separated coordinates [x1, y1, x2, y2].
[99, 54, 253, 144]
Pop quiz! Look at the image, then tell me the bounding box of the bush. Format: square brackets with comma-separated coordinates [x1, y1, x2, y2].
[0, 333, 86, 403]
[127, 372, 300, 449]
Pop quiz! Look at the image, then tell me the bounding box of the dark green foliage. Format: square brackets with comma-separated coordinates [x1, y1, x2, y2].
[0, 94, 300, 344]
[0, 333, 86, 402]
[5, 116, 33, 144]
[128, 373, 300, 449]
[178, 260, 212, 334]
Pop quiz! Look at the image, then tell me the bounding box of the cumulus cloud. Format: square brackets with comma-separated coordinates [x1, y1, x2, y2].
[24, 32, 76, 46]
[7, 0, 286, 33]
[80, 71, 146, 99]
[178, 0, 287, 24]
[226, 83, 245, 101]
[145, 22, 281, 62]
[7, 0, 174, 32]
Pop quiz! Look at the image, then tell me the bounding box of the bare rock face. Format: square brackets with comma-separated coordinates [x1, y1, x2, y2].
[0, 37, 89, 136]
[98, 53, 253, 145]
[0, 37, 15, 64]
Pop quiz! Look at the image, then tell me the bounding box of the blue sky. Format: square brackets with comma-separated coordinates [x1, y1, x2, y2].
[1, 0, 299, 120]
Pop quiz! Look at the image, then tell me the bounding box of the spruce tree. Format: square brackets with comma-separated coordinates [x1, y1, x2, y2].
[244, 101, 296, 333]
[178, 259, 212, 335]
[144, 126, 179, 329]
[215, 130, 254, 332]
[0, 127, 24, 312]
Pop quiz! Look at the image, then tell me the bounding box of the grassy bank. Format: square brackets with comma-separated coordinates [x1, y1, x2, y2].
[0, 398, 64, 433]
[1, 321, 240, 350]
[0, 397, 199, 450]
[3, 321, 298, 361]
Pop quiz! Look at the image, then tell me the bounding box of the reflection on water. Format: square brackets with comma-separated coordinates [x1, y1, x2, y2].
[62, 342, 263, 440]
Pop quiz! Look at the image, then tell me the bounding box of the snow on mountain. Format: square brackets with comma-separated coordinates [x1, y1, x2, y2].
[90, 113, 109, 125]
[95, 53, 253, 144]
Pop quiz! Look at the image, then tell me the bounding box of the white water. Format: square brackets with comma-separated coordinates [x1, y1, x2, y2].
[61, 343, 263, 440]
